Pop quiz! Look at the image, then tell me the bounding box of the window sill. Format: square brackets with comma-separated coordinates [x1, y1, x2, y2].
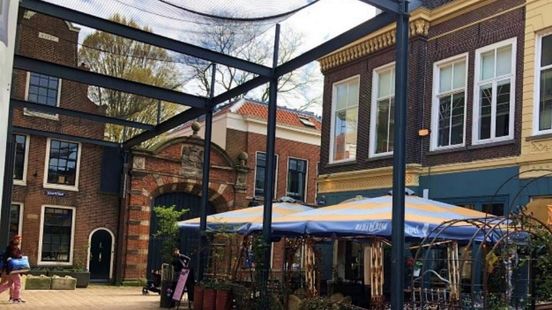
[13, 180, 26, 186]
[366, 154, 393, 161]
[23, 109, 59, 121]
[37, 261, 73, 266]
[43, 184, 79, 192]
[427, 146, 467, 156]
[468, 139, 515, 150]
[526, 133, 552, 142]
[325, 160, 357, 168]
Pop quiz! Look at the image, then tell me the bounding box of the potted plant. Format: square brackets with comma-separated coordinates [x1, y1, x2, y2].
[70, 247, 90, 288]
[215, 280, 233, 310]
[202, 279, 217, 310]
[153, 205, 188, 308]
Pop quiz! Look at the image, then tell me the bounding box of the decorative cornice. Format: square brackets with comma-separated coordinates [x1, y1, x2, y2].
[319, 17, 430, 73]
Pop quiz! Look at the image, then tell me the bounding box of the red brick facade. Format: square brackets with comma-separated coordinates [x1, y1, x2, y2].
[11, 11, 119, 272]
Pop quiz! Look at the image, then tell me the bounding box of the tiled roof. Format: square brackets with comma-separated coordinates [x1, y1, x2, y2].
[232, 100, 321, 130]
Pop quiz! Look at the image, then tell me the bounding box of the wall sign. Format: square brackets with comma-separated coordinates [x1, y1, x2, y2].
[45, 190, 65, 197]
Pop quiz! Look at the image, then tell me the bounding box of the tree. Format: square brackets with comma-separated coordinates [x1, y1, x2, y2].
[79, 14, 183, 144]
[183, 21, 321, 110]
[153, 205, 188, 264]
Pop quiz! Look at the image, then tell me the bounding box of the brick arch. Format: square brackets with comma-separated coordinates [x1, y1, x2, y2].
[148, 180, 232, 214]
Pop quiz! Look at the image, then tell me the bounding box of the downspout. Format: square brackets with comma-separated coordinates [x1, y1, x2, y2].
[115, 149, 130, 284]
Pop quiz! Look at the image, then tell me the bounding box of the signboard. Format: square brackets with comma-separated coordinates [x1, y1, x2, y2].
[45, 191, 66, 197]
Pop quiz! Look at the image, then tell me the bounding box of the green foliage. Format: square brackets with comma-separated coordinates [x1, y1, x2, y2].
[79, 14, 183, 146]
[299, 297, 353, 310]
[533, 230, 552, 303]
[153, 205, 188, 263]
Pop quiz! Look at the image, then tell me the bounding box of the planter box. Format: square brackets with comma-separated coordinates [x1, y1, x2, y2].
[194, 285, 204, 310]
[216, 289, 232, 310]
[51, 275, 77, 290]
[70, 271, 90, 288]
[203, 288, 217, 310]
[536, 302, 552, 310]
[25, 275, 51, 290]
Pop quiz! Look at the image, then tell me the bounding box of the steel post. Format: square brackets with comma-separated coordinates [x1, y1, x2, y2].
[0, 104, 15, 248]
[198, 64, 216, 282]
[391, 1, 409, 309]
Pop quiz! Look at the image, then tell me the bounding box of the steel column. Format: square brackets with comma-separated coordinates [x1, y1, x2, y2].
[260, 24, 280, 309]
[197, 65, 216, 282]
[0, 105, 15, 248]
[391, 1, 409, 309]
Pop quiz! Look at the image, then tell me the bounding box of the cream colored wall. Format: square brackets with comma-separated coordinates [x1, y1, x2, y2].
[519, 0, 552, 178]
[0, 0, 19, 215]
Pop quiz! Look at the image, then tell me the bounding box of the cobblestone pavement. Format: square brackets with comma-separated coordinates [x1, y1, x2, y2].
[0, 284, 186, 309]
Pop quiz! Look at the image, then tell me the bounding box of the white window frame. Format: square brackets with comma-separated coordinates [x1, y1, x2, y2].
[13, 134, 30, 186]
[430, 53, 469, 151]
[329, 75, 360, 164]
[253, 151, 278, 198]
[43, 138, 81, 192]
[23, 71, 62, 120]
[533, 30, 552, 135]
[10, 202, 24, 238]
[38, 205, 76, 266]
[472, 38, 517, 145]
[285, 156, 309, 202]
[370, 62, 396, 158]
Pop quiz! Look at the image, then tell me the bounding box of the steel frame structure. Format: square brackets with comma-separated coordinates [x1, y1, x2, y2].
[1, 0, 414, 307]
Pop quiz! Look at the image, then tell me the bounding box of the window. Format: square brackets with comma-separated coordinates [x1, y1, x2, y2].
[39, 206, 75, 264]
[287, 158, 307, 201]
[25, 72, 61, 118]
[431, 55, 467, 150]
[535, 33, 552, 134]
[254, 152, 278, 198]
[473, 38, 516, 144]
[9, 203, 23, 240]
[370, 63, 395, 156]
[330, 76, 359, 162]
[13, 135, 29, 185]
[44, 139, 80, 190]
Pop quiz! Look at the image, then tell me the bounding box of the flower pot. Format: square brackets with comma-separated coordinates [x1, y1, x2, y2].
[203, 287, 217, 310]
[70, 271, 90, 288]
[194, 285, 204, 310]
[215, 289, 232, 310]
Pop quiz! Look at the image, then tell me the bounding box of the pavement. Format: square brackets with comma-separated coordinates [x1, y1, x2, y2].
[0, 284, 188, 309]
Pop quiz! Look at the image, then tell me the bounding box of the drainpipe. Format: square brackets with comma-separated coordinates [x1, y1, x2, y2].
[115, 149, 130, 284]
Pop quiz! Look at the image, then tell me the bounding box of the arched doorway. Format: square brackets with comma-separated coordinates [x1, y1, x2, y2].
[147, 192, 215, 278]
[88, 228, 114, 281]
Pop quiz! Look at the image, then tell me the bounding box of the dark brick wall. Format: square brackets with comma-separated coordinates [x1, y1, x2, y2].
[320, 0, 525, 175]
[10, 12, 119, 268]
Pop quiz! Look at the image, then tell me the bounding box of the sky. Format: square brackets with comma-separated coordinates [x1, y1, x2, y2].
[56, 0, 376, 115]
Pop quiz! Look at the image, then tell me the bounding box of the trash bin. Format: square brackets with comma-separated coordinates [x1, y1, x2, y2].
[160, 263, 176, 308]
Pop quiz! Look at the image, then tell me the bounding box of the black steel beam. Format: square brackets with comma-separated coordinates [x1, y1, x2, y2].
[210, 75, 270, 108]
[391, 1, 409, 309]
[14, 55, 208, 109]
[123, 108, 206, 148]
[358, 0, 400, 14]
[11, 99, 154, 131]
[198, 65, 216, 282]
[20, 0, 273, 78]
[0, 105, 15, 248]
[13, 126, 120, 148]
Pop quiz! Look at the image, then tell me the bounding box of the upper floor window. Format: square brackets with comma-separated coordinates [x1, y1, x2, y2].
[25, 72, 61, 118]
[370, 63, 395, 157]
[535, 32, 552, 134]
[254, 152, 278, 198]
[431, 55, 468, 150]
[473, 38, 516, 144]
[13, 135, 29, 185]
[287, 158, 307, 202]
[44, 139, 80, 191]
[330, 76, 359, 163]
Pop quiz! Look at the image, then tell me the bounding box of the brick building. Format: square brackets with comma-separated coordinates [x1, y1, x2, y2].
[10, 11, 119, 281]
[315, 0, 552, 288]
[122, 99, 321, 282]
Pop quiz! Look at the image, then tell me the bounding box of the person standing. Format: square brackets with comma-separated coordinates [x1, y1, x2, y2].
[0, 235, 25, 303]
